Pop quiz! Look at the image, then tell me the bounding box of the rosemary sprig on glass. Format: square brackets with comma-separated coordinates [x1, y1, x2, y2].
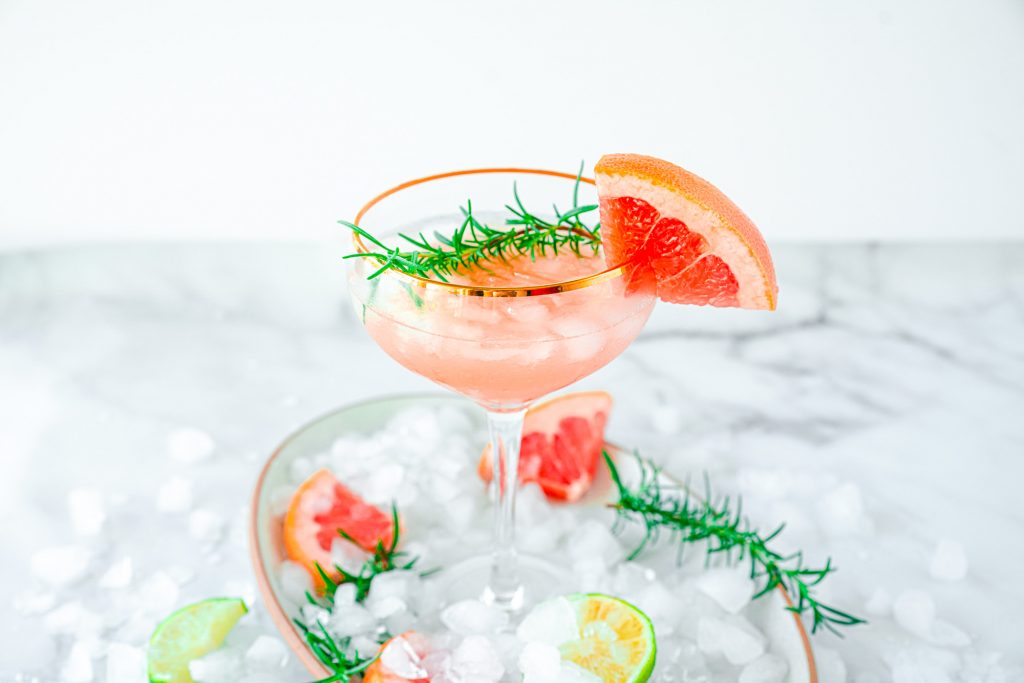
[294, 505, 419, 682]
[604, 452, 866, 635]
[340, 165, 602, 282]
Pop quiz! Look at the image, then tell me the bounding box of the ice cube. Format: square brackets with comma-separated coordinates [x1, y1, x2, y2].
[422, 649, 453, 680]
[960, 651, 1010, 682]
[290, 456, 316, 482]
[62, 641, 94, 682]
[188, 509, 225, 543]
[156, 477, 193, 513]
[68, 488, 105, 536]
[435, 405, 475, 434]
[166, 565, 195, 585]
[333, 582, 358, 607]
[439, 496, 477, 533]
[441, 600, 510, 635]
[104, 642, 146, 683]
[892, 662, 952, 683]
[245, 635, 290, 670]
[380, 636, 429, 680]
[517, 597, 579, 647]
[300, 604, 330, 629]
[139, 572, 180, 615]
[892, 589, 935, 638]
[739, 653, 789, 683]
[330, 537, 368, 575]
[449, 635, 504, 682]
[558, 663, 602, 683]
[368, 595, 407, 620]
[44, 602, 99, 635]
[13, 589, 56, 615]
[929, 619, 971, 647]
[519, 641, 561, 681]
[351, 635, 381, 659]
[634, 580, 685, 635]
[609, 562, 653, 598]
[269, 484, 295, 516]
[328, 604, 376, 637]
[929, 539, 968, 582]
[362, 463, 407, 506]
[385, 609, 416, 637]
[696, 615, 766, 665]
[368, 570, 415, 601]
[99, 557, 133, 589]
[189, 649, 242, 682]
[166, 427, 215, 463]
[31, 545, 91, 586]
[694, 566, 755, 614]
[816, 646, 848, 683]
[278, 560, 313, 605]
[863, 588, 891, 616]
[566, 520, 622, 568]
[816, 482, 870, 536]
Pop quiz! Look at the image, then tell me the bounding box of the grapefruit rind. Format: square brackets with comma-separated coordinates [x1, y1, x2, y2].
[595, 153, 777, 310]
[283, 469, 396, 587]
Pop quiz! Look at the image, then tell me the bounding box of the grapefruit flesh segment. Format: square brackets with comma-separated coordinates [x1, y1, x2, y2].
[283, 469, 396, 584]
[478, 391, 612, 502]
[595, 154, 777, 310]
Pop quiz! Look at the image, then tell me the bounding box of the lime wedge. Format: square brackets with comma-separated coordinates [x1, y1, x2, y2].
[147, 597, 248, 683]
[518, 593, 657, 683]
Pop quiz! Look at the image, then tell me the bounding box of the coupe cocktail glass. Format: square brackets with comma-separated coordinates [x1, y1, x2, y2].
[346, 168, 656, 614]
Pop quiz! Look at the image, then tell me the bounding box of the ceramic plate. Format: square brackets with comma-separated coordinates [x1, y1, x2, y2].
[250, 394, 817, 682]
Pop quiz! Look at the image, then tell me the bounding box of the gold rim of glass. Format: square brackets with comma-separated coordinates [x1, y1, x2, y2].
[350, 167, 629, 297]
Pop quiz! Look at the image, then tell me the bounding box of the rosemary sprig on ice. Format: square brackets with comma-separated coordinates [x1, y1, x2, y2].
[295, 505, 418, 682]
[340, 165, 602, 282]
[604, 452, 866, 636]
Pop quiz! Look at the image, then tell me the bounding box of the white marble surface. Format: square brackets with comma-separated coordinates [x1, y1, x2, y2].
[1, 243, 1023, 682]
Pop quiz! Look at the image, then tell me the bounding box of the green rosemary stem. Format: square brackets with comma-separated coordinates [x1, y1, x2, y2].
[604, 451, 866, 636]
[340, 164, 602, 282]
[298, 504, 421, 681]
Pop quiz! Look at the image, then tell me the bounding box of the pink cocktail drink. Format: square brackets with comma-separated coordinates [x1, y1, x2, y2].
[350, 249, 654, 407]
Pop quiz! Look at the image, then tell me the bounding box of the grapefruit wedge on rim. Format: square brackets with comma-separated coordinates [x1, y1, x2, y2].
[595, 153, 777, 310]
[478, 391, 612, 502]
[283, 468, 397, 586]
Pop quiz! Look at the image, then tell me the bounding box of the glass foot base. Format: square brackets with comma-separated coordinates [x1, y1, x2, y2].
[432, 554, 567, 619]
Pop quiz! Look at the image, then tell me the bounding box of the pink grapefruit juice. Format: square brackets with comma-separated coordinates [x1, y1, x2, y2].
[349, 249, 655, 407]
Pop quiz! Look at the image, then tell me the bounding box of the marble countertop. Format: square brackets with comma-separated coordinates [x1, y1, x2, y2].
[2, 243, 1022, 682]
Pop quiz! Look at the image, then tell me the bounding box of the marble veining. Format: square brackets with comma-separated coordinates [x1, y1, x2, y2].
[1, 243, 1022, 681]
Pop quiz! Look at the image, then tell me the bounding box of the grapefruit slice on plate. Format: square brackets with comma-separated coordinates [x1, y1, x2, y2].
[478, 391, 612, 502]
[595, 153, 777, 310]
[283, 468, 396, 585]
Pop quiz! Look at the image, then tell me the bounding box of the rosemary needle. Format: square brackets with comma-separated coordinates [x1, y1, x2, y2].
[341, 164, 602, 282]
[296, 504, 421, 682]
[604, 451, 866, 636]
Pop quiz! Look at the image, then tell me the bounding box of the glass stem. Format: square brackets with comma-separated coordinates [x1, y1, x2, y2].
[483, 406, 527, 612]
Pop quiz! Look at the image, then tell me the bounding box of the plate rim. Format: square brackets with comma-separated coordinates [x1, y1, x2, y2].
[249, 393, 818, 682]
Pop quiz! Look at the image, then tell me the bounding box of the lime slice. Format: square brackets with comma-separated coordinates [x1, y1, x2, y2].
[518, 593, 656, 683]
[147, 597, 248, 683]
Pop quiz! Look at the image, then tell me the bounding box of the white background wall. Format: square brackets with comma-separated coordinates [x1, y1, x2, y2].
[1, 0, 1022, 248]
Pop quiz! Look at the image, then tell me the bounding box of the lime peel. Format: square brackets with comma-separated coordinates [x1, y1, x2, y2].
[147, 597, 248, 683]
